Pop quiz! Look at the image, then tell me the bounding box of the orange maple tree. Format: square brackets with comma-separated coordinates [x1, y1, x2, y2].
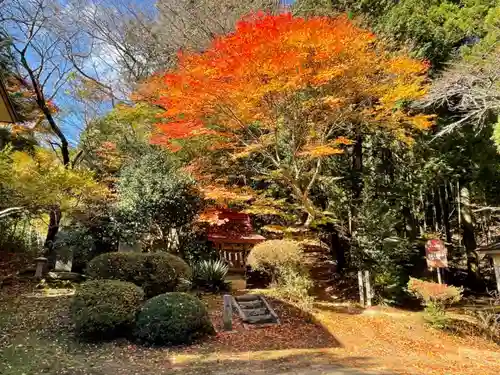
[140, 13, 433, 226]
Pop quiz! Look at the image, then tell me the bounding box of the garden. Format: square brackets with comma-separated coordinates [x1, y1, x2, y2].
[1, 0, 500, 374]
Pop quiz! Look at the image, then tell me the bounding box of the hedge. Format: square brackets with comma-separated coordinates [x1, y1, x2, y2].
[86, 252, 191, 297]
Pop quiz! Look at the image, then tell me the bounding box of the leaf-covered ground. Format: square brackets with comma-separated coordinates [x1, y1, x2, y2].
[1, 285, 499, 375]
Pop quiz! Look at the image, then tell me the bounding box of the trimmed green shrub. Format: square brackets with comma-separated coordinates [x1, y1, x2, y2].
[87, 252, 144, 281]
[86, 252, 190, 297]
[134, 292, 215, 345]
[162, 252, 192, 279]
[247, 240, 303, 276]
[248, 240, 313, 308]
[274, 267, 314, 311]
[71, 280, 144, 338]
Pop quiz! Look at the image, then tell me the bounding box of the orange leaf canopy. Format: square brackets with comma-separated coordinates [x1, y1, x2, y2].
[149, 12, 431, 150]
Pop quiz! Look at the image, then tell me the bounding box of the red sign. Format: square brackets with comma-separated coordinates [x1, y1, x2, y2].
[425, 239, 448, 268]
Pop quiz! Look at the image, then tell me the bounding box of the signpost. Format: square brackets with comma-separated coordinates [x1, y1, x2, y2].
[425, 239, 448, 284]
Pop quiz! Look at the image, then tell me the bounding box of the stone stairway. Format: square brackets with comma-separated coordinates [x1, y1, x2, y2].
[302, 241, 336, 291]
[232, 294, 280, 326]
[244, 237, 336, 295]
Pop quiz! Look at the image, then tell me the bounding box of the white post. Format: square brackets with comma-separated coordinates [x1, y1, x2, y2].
[364, 270, 372, 307]
[358, 270, 365, 306]
[223, 294, 233, 331]
[493, 256, 500, 294]
[436, 268, 443, 284]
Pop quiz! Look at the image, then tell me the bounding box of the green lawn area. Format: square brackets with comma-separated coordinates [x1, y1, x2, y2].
[1, 285, 500, 375]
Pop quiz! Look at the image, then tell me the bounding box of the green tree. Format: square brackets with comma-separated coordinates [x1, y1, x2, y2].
[115, 150, 203, 254]
[294, 0, 499, 67]
[79, 103, 162, 178]
[0, 146, 108, 263]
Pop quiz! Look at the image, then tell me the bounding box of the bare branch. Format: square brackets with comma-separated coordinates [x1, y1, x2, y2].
[422, 48, 500, 136]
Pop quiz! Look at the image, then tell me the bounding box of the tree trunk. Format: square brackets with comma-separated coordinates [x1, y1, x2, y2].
[331, 226, 347, 273]
[402, 205, 418, 240]
[344, 133, 363, 270]
[352, 133, 363, 200]
[44, 207, 62, 269]
[320, 222, 350, 274]
[419, 188, 426, 234]
[440, 185, 452, 243]
[459, 185, 480, 286]
[20, 55, 69, 254]
[434, 188, 442, 231]
[20, 55, 70, 166]
[425, 193, 434, 233]
[282, 171, 317, 227]
[381, 147, 394, 183]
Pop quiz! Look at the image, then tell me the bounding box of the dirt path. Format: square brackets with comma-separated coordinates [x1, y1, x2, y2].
[164, 298, 500, 375]
[309, 304, 500, 375]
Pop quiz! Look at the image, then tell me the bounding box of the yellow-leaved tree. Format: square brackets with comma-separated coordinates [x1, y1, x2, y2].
[0, 146, 109, 262]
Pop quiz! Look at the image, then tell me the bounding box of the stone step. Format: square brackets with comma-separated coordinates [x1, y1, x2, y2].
[302, 247, 329, 253]
[242, 307, 268, 316]
[238, 300, 264, 309]
[309, 264, 333, 270]
[232, 294, 280, 326]
[305, 259, 333, 264]
[245, 314, 276, 324]
[235, 294, 260, 302]
[311, 272, 333, 280]
[303, 252, 330, 258]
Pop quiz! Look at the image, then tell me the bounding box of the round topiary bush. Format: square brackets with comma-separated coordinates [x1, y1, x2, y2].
[247, 239, 303, 274]
[133, 292, 215, 345]
[71, 280, 144, 338]
[86, 252, 190, 297]
[86, 252, 145, 282]
[161, 253, 192, 279]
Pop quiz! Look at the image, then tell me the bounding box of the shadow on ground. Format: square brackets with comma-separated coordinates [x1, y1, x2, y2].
[313, 301, 364, 315]
[0, 288, 393, 375]
[205, 295, 342, 352]
[167, 351, 395, 375]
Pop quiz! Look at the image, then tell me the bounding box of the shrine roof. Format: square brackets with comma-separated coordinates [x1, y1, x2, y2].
[207, 209, 265, 243]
